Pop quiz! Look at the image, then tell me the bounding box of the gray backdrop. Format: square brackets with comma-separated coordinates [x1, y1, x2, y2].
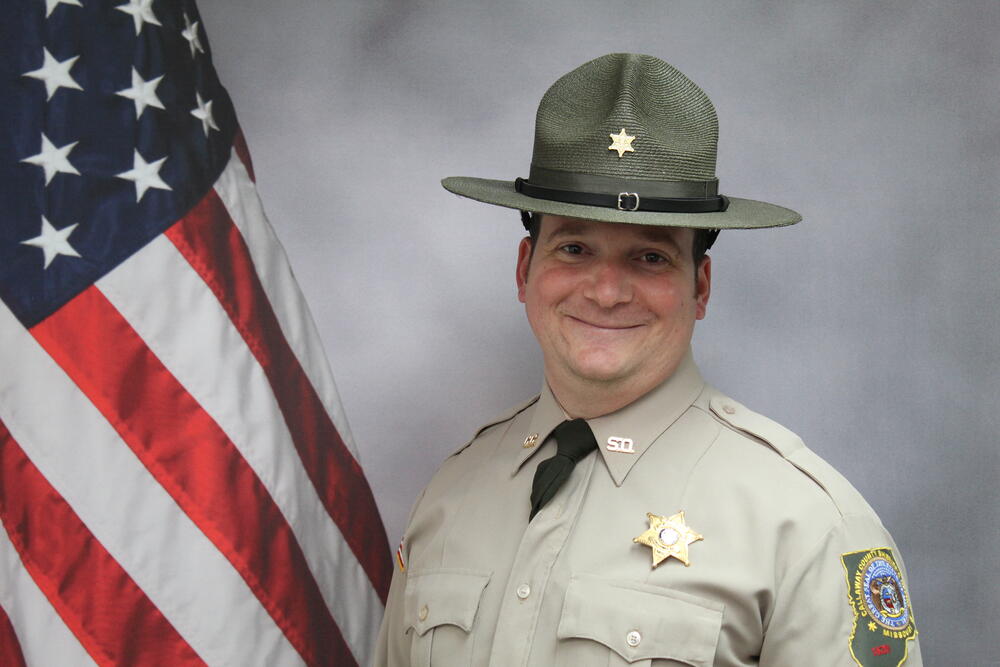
[201, 1, 998, 664]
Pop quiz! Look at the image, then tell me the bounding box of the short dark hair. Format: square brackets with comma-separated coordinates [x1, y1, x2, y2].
[520, 211, 718, 267]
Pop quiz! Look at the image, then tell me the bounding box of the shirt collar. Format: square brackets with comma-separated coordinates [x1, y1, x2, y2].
[512, 350, 705, 486]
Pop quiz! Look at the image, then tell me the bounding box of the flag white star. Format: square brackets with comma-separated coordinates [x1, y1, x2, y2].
[21, 217, 82, 269]
[21, 133, 80, 185]
[116, 68, 165, 118]
[22, 48, 83, 100]
[45, 0, 82, 18]
[116, 150, 171, 202]
[190, 92, 219, 136]
[116, 0, 161, 35]
[181, 13, 204, 58]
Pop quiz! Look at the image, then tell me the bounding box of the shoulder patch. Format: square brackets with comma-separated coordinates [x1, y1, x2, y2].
[449, 395, 540, 458]
[841, 548, 917, 666]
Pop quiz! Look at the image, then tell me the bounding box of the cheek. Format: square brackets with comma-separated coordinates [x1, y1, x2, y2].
[649, 282, 688, 313]
[527, 268, 573, 307]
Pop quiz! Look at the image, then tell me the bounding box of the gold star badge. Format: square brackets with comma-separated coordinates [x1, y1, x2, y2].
[633, 511, 703, 567]
[608, 128, 635, 157]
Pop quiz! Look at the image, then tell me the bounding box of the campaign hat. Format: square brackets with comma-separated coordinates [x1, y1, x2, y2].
[442, 53, 801, 229]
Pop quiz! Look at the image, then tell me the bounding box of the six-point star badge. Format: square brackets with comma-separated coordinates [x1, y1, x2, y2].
[633, 511, 703, 567]
[608, 128, 635, 157]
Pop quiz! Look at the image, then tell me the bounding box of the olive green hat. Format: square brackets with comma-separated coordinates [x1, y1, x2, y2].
[442, 53, 801, 229]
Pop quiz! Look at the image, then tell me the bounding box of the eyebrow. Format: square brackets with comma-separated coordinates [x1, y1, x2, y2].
[543, 220, 591, 241]
[544, 220, 685, 253]
[633, 227, 684, 253]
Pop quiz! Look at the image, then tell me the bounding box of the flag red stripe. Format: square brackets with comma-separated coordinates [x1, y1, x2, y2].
[232, 128, 256, 182]
[0, 601, 28, 667]
[30, 288, 356, 667]
[165, 189, 393, 601]
[0, 419, 204, 667]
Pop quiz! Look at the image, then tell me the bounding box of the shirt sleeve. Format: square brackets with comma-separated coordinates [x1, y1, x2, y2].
[759, 513, 922, 667]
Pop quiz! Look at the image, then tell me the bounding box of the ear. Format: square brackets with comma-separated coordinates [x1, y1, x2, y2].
[695, 255, 711, 320]
[515, 237, 533, 303]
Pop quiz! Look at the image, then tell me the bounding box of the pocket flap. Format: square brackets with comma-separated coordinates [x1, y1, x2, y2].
[404, 568, 491, 636]
[557, 574, 723, 665]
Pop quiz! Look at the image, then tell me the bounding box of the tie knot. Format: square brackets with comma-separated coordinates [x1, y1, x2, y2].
[553, 418, 598, 462]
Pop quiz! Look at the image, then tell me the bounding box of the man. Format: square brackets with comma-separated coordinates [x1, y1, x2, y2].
[375, 53, 920, 666]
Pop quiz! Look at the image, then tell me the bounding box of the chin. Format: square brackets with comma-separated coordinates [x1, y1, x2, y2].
[567, 353, 633, 384]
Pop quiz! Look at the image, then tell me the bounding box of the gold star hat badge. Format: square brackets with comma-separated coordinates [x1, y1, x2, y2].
[633, 511, 703, 567]
[608, 128, 635, 157]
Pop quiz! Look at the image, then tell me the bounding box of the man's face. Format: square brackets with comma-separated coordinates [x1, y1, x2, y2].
[516, 215, 711, 402]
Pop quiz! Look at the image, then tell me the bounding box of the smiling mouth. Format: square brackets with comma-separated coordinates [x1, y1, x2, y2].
[566, 315, 643, 331]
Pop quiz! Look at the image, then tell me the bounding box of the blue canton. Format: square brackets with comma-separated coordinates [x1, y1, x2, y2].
[1, 0, 236, 328]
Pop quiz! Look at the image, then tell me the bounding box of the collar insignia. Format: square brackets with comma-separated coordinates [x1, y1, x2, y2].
[606, 436, 635, 453]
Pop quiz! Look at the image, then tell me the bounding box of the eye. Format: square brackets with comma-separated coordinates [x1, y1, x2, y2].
[639, 252, 669, 264]
[558, 243, 584, 255]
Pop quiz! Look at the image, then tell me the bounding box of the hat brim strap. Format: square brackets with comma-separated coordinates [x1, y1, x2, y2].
[515, 178, 729, 214]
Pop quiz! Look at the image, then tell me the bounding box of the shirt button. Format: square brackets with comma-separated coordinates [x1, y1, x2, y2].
[515, 583, 531, 600]
[418, 605, 429, 621]
[626, 630, 641, 647]
[723, 404, 736, 415]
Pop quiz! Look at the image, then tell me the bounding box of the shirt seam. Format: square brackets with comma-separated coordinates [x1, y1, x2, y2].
[760, 511, 872, 633]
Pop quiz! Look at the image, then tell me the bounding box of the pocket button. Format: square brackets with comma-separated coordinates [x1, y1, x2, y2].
[625, 630, 641, 647]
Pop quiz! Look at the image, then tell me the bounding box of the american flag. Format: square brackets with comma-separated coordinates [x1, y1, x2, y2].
[0, 1, 391, 665]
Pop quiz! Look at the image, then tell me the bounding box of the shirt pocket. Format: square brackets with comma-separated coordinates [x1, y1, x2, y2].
[556, 574, 724, 667]
[404, 568, 491, 667]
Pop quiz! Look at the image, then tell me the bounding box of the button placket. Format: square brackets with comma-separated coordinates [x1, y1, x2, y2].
[488, 451, 599, 665]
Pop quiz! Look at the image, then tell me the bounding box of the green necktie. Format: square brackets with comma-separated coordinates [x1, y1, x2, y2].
[529, 418, 598, 520]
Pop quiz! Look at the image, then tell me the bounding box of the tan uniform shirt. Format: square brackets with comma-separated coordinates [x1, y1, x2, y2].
[374, 353, 921, 666]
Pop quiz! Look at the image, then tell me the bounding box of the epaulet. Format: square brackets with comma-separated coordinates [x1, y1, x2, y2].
[474, 394, 539, 439]
[706, 393, 873, 519]
[449, 394, 540, 458]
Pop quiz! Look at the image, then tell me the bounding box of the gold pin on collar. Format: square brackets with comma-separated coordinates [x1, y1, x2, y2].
[608, 128, 635, 157]
[523, 433, 539, 448]
[633, 511, 703, 567]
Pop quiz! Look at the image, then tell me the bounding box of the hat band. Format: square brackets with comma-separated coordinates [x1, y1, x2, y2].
[529, 166, 719, 197]
[515, 177, 728, 213]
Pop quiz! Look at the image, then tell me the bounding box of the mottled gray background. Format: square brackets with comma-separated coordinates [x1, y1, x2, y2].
[201, 1, 998, 663]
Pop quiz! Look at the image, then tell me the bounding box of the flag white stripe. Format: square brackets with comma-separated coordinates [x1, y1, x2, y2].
[98, 225, 383, 663]
[213, 152, 363, 461]
[0, 300, 302, 667]
[0, 524, 96, 667]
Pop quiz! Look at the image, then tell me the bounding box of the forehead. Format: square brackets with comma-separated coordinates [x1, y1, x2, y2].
[538, 215, 694, 249]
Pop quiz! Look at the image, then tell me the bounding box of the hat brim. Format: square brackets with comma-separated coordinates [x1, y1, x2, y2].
[442, 176, 801, 229]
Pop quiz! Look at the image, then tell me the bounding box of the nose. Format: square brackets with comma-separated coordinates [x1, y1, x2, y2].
[582, 258, 633, 308]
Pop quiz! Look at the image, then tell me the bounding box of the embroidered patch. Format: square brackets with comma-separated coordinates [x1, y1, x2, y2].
[841, 548, 917, 666]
